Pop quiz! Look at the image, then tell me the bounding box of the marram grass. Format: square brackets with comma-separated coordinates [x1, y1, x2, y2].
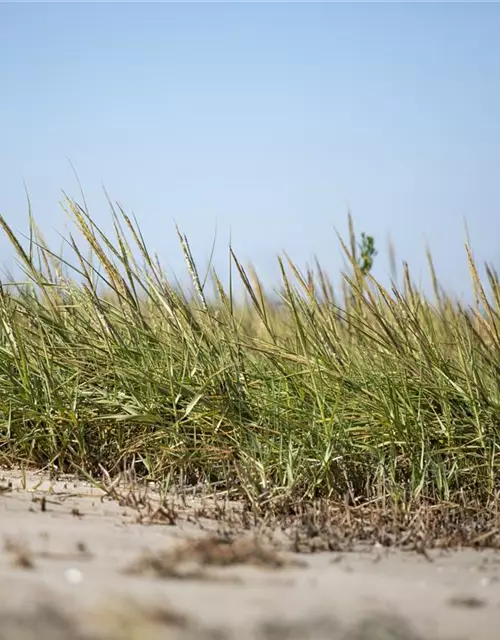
[0, 196, 499, 509]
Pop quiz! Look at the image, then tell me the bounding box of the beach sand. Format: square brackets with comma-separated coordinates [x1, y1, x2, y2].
[0, 468, 499, 640]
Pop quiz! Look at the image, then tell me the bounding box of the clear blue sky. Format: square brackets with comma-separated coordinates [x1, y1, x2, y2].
[1, 2, 500, 298]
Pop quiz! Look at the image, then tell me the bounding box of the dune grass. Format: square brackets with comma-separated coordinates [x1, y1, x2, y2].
[0, 195, 499, 510]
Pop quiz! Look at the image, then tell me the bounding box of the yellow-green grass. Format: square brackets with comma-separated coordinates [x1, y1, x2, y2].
[0, 196, 499, 510]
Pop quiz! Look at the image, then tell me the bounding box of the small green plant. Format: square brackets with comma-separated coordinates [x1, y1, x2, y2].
[358, 232, 377, 276]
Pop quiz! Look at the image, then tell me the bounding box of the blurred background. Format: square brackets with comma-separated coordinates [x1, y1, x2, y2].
[1, 2, 499, 299]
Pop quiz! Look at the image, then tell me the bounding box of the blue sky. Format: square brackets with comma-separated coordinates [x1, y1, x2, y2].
[1, 2, 500, 298]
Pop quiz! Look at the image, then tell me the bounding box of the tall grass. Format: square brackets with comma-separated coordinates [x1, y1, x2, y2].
[0, 195, 499, 508]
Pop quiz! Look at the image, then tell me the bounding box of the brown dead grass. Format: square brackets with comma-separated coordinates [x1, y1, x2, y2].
[272, 498, 500, 553]
[124, 533, 304, 582]
[92, 469, 500, 553]
[3, 537, 36, 570]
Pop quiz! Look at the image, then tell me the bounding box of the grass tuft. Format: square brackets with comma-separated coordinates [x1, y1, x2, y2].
[1, 198, 500, 511]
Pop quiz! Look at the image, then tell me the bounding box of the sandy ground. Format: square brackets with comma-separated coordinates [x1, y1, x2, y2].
[1, 469, 500, 640]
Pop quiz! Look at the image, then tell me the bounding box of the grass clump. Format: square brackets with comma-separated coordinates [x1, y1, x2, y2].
[0, 195, 499, 512]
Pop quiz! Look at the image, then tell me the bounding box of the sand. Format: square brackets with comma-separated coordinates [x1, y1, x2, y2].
[1, 468, 499, 640]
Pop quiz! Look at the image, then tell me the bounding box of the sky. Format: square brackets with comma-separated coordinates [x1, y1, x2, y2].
[1, 2, 500, 299]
